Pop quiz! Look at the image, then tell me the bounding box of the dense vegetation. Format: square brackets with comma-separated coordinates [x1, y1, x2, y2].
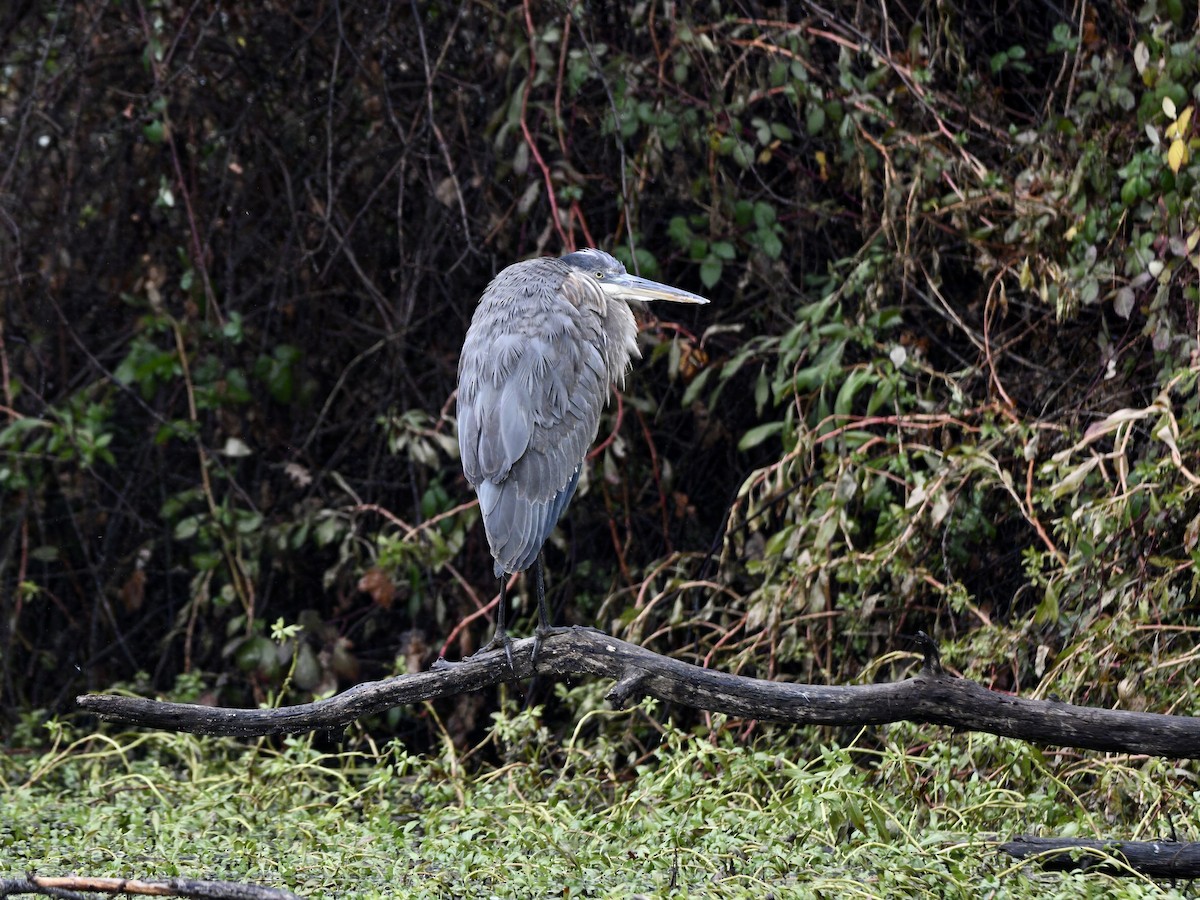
[2, 0, 1199, 892]
[4, 713, 1196, 898]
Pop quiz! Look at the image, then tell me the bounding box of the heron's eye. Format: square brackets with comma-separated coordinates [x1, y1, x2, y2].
[595, 272, 605, 279]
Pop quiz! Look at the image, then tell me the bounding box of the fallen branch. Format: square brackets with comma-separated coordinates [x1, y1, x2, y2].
[77, 629, 1200, 759]
[0, 874, 301, 900]
[1000, 837, 1200, 878]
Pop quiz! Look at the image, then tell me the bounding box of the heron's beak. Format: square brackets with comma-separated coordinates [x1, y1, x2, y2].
[602, 273, 709, 305]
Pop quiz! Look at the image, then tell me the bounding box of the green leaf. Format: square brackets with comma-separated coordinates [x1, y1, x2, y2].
[763, 525, 795, 558]
[667, 216, 691, 247]
[753, 117, 771, 145]
[235, 511, 264, 535]
[793, 341, 846, 392]
[315, 515, 342, 547]
[223, 368, 252, 404]
[806, 105, 825, 135]
[681, 366, 715, 407]
[0, 417, 49, 446]
[1120, 178, 1140, 207]
[174, 516, 201, 541]
[1113, 287, 1135, 318]
[255, 345, 301, 404]
[737, 422, 783, 451]
[834, 368, 876, 417]
[711, 241, 736, 260]
[758, 229, 783, 260]
[866, 379, 894, 416]
[700, 257, 722, 289]
[754, 366, 769, 415]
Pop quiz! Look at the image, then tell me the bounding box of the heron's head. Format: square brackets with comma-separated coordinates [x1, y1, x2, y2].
[559, 248, 709, 305]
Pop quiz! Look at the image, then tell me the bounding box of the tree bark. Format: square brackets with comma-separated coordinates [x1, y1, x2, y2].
[76, 629, 1200, 759]
[0, 874, 301, 899]
[1000, 836, 1200, 878]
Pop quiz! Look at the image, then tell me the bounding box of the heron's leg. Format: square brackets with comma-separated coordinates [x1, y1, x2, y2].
[535, 555, 550, 633]
[530, 556, 553, 667]
[460, 575, 516, 671]
[433, 576, 515, 671]
[491, 575, 515, 671]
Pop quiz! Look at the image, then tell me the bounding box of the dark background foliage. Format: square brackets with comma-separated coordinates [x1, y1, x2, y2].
[3, 0, 1197, 745]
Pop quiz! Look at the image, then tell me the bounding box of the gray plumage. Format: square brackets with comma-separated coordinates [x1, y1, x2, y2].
[456, 248, 707, 653]
[459, 252, 634, 576]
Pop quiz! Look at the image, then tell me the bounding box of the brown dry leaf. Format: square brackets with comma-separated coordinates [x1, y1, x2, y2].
[678, 341, 709, 382]
[357, 567, 395, 609]
[119, 569, 146, 614]
[1184, 512, 1200, 553]
[434, 176, 460, 208]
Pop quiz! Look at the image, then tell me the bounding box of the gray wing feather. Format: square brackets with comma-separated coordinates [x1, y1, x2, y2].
[458, 259, 614, 576]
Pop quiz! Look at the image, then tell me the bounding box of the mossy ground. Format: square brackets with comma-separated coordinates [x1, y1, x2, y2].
[3, 705, 1196, 899]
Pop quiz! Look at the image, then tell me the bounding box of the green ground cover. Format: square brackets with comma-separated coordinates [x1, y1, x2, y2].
[4, 704, 1197, 898]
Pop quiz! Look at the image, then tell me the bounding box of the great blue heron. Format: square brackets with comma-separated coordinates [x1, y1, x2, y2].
[457, 248, 708, 664]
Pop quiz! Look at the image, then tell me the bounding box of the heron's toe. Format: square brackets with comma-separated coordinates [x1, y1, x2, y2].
[460, 630, 518, 675]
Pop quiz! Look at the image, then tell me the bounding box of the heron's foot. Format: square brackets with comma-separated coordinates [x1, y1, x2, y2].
[431, 632, 518, 674]
[531, 625, 556, 669]
[531, 624, 579, 669]
[471, 629, 517, 673]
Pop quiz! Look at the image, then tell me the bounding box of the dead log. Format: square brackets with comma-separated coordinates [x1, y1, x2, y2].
[77, 629, 1200, 759]
[0, 874, 301, 899]
[1000, 836, 1200, 878]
